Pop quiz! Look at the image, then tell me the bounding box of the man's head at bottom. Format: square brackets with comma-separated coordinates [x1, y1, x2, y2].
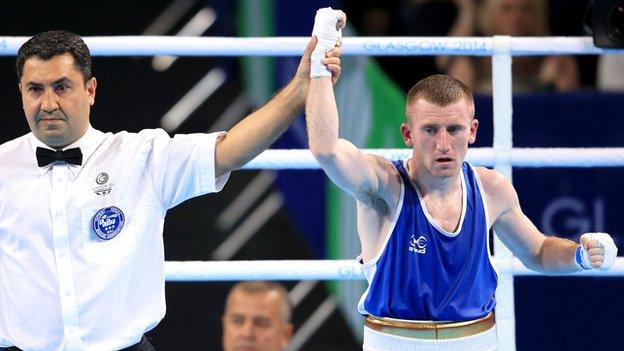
[222, 281, 293, 351]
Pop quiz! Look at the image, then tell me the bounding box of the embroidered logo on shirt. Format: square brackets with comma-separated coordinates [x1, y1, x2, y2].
[92, 206, 125, 240]
[409, 235, 427, 254]
[96, 172, 109, 184]
[93, 172, 113, 195]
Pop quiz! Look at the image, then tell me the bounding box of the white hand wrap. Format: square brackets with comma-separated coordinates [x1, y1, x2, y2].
[576, 232, 618, 271]
[310, 7, 343, 78]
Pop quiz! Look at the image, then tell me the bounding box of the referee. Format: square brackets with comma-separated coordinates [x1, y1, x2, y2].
[0, 27, 342, 351]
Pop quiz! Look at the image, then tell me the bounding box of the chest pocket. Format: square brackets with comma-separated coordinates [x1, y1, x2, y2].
[80, 199, 137, 264]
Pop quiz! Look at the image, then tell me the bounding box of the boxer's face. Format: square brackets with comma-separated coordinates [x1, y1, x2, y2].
[19, 53, 96, 149]
[402, 97, 477, 179]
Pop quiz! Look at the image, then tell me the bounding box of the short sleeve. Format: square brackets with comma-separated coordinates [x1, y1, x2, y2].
[148, 130, 230, 209]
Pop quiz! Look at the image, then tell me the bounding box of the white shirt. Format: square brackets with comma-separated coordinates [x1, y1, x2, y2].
[0, 126, 229, 351]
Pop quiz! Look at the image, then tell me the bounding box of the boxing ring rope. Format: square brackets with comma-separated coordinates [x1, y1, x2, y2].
[240, 148, 624, 169]
[3, 35, 621, 350]
[165, 257, 624, 282]
[2, 36, 624, 56]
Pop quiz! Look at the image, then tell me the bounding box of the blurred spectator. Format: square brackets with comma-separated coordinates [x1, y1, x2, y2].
[437, 0, 581, 93]
[362, 6, 392, 36]
[400, 0, 458, 36]
[343, 1, 444, 89]
[222, 281, 293, 351]
[597, 55, 624, 91]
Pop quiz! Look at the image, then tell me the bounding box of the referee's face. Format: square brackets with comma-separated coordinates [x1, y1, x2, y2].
[19, 53, 96, 149]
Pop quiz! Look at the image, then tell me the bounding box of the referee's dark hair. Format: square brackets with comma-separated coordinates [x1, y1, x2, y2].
[16, 30, 92, 84]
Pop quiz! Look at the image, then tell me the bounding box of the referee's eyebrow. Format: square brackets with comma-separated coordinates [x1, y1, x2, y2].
[24, 77, 73, 87]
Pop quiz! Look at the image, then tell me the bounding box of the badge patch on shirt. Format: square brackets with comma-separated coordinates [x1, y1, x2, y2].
[92, 206, 125, 240]
[409, 235, 427, 254]
[93, 172, 113, 195]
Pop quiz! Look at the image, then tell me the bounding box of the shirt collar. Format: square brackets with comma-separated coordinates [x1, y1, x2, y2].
[29, 125, 105, 177]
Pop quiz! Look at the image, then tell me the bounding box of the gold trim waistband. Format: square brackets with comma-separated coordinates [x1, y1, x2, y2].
[364, 312, 495, 340]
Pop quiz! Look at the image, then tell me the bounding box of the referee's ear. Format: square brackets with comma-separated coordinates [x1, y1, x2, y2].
[86, 77, 97, 106]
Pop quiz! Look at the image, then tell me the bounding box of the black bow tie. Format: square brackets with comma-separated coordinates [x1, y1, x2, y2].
[36, 147, 83, 167]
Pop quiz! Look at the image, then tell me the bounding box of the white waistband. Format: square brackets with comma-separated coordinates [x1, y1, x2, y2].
[363, 324, 498, 351]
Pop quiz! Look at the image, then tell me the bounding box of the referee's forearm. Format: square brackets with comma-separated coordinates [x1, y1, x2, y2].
[215, 77, 306, 176]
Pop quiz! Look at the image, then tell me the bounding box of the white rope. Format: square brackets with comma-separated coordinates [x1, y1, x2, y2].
[2, 36, 624, 56]
[242, 147, 624, 169]
[164, 257, 624, 281]
[165, 259, 363, 281]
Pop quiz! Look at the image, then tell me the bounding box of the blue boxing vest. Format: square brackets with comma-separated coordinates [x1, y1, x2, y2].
[357, 160, 497, 321]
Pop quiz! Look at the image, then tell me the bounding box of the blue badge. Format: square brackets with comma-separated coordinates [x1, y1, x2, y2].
[92, 206, 125, 240]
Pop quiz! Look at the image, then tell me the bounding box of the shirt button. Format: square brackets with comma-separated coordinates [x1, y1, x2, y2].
[55, 211, 63, 218]
[65, 291, 72, 297]
[59, 251, 66, 258]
